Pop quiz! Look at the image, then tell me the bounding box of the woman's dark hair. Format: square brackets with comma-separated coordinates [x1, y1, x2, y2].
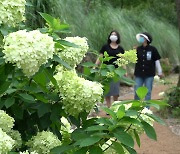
[107, 30, 121, 44]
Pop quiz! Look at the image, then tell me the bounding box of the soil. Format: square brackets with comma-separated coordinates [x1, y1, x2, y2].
[96, 74, 180, 154]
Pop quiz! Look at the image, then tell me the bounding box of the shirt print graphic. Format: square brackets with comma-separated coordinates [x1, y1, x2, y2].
[146, 51, 152, 60]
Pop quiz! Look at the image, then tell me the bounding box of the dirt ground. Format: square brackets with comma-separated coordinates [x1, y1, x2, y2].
[97, 74, 180, 154]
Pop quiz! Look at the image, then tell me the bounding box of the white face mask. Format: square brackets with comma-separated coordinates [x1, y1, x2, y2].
[110, 35, 118, 42]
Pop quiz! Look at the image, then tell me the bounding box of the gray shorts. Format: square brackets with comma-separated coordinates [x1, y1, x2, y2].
[106, 81, 120, 97]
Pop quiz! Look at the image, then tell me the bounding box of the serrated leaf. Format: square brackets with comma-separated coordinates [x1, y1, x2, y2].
[141, 121, 157, 140]
[89, 146, 103, 154]
[147, 100, 169, 106]
[5, 98, 15, 108]
[50, 145, 74, 154]
[114, 130, 134, 147]
[79, 136, 101, 147]
[136, 86, 148, 100]
[19, 93, 35, 102]
[86, 125, 108, 131]
[112, 141, 125, 154]
[145, 113, 165, 125]
[134, 129, 140, 147]
[102, 107, 117, 119]
[117, 105, 125, 119]
[106, 64, 115, 72]
[115, 67, 126, 77]
[53, 55, 71, 69]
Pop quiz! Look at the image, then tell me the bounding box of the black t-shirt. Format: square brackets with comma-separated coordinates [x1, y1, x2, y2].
[134, 45, 161, 77]
[100, 44, 124, 67]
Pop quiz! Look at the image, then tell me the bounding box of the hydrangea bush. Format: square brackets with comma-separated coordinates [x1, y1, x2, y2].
[8, 130, 22, 151]
[26, 131, 61, 154]
[57, 36, 89, 67]
[54, 68, 103, 116]
[0, 0, 26, 27]
[2, 30, 55, 77]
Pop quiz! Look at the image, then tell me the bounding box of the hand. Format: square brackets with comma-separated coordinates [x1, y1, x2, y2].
[124, 72, 128, 77]
[133, 45, 138, 49]
[158, 74, 164, 79]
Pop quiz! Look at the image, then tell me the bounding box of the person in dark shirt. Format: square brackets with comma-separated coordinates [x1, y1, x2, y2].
[134, 32, 163, 100]
[95, 30, 124, 108]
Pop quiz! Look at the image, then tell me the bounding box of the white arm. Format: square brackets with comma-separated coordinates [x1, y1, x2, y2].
[155, 60, 162, 75]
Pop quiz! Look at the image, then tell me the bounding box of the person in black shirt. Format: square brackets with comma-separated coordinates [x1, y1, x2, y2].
[95, 30, 124, 108]
[134, 32, 163, 100]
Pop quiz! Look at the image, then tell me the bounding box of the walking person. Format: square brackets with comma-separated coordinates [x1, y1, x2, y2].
[95, 30, 125, 108]
[134, 32, 163, 100]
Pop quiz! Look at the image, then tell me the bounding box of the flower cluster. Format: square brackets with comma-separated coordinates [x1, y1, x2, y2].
[3, 30, 55, 77]
[0, 109, 14, 132]
[26, 131, 61, 154]
[106, 72, 115, 78]
[54, 69, 103, 116]
[0, 0, 26, 27]
[0, 128, 15, 154]
[115, 49, 137, 67]
[8, 130, 22, 150]
[57, 36, 89, 67]
[20, 150, 38, 154]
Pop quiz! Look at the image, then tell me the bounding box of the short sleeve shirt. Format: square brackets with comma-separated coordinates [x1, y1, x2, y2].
[134, 45, 161, 77]
[100, 44, 124, 68]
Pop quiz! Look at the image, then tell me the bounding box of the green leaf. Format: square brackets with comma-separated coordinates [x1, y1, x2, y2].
[0, 81, 11, 95]
[19, 93, 35, 102]
[125, 110, 139, 117]
[74, 147, 88, 154]
[100, 69, 108, 76]
[33, 93, 49, 103]
[81, 62, 96, 67]
[141, 121, 157, 140]
[106, 64, 115, 72]
[89, 146, 103, 154]
[86, 125, 108, 131]
[102, 107, 117, 119]
[147, 100, 169, 106]
[119, 117, 142, 127]
[37, 103, 51, 118]
[115, 67, 126, 77]
[114, 130, 134, 147]
[96, 118, 113, 126]
[44, 69, 58, 88]
[117, 105, 125, 119]
[50, 145, 74, 154]
[71, 129, 89, 141]
[145, 113, 165, 125]
[55, 42, 65, 50]
[123, 144, 137, 154]
[121, 76, 135, 85]
[79, 136, 101, 147]
[5, 98, 15, 108]
[112, 141, 125, 154]
[11, 104, 24, 119]
[57, 40, 79, 48]
[136, 86, 148, 100]
[134, 129, 141, 147]
[113, 100, 134, 106]
[53, 55, 71, 69]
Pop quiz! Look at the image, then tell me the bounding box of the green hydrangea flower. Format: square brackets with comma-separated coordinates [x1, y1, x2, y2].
[3, 30, 55, 77]
[26, 131, 61, 154]
[0, 0, 26, 27]
[57, 36, 89, 67]
[0, 128, 15, 154]
[116, 49, 137, 67]
[54, 69, 103, 116]
[0, 110, 14, 133]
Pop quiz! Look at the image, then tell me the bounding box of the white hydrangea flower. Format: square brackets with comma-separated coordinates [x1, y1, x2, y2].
[7, 130, 22, 150]
[116, 49, 137, 67]
[20, 150, 38, 154]
[0, 128, 15, 154]
[54, 69, 103, 116]
[57, 36, 89, 67]
[26, 131, 61, 154]
[0, 110, 15, 133]
[158, 92, 165, 97]
[3, 30, 55, 77]
[154, 75, 160, 82]
[0, 0, 26, 27]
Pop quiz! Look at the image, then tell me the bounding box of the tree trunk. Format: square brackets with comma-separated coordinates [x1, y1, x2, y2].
[176, 0, 180, 87]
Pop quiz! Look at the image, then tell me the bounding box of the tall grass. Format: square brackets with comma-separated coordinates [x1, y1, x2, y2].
[26, 0, 180, 65]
